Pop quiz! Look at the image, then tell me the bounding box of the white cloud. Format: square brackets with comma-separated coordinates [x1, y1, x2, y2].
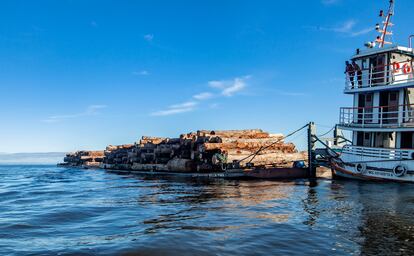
[43, 105, 107, 123]
[151, 108, 194, 116]
[307, 20, 373, 37]
[209, 76, 249, 97]
[193, 92, 213, 100]
[350, 27, 374, 37]
[151, 101, 197, 116]
[208, 80, 226, 89]
[170, 101, 197, 109]
[144, 34, 154, 42]
[132, 70, 149, 76]
[326, 20, 357, 33]
[222, 78, 247, 96]
[151, 76, 249, 117]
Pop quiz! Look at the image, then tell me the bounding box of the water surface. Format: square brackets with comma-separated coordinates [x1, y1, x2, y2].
[1, 165, 414, 255]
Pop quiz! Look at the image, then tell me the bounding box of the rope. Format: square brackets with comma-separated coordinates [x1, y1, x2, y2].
[235, 124, 309, 164]
[317, 126, 335, 138]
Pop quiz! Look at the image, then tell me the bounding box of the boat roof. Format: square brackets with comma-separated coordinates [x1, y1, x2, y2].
[352, 45, 414, 60]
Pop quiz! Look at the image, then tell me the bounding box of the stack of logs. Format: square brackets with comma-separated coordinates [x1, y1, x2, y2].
[60, 129, 306, 172]
[59, 151, 105, 168]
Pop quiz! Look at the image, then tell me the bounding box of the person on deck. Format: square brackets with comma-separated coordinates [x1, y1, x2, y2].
[345, 61, 355, 88]
[352, 60, 363, 87]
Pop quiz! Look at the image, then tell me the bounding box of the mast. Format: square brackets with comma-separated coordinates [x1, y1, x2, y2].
[375, 0, 395, 48]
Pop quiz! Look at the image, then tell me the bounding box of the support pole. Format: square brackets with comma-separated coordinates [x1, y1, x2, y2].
[334, 125, 340, 146]
[308, 122, 317, 180]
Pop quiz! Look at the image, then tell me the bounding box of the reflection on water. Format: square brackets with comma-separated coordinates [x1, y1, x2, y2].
[0, 165, 414, 255]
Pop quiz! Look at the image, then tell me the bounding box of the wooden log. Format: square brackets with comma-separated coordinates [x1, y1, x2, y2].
[140, 136, 166, 145]
[129, 157, 140, 163]
[154, 148, 174, 154]
[197, 129, 264, 136]
[84, 151, 105, 157]
[222, 149, 297, 155]
[200, 142, 296, 153]
[127, 152, 138, 158]
[131, 163, 168, 171]
[83, 162, 100, 168]
[167, 158, 195, 172]
[197, 129, 269, 139]
[225, 152, 307, 167]
[166, 138, 181, 144]
[94, 157, 104, 162]
[218, 137, 284, 144]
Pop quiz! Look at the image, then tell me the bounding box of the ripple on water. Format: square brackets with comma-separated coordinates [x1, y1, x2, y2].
[1, 165, 414, 255]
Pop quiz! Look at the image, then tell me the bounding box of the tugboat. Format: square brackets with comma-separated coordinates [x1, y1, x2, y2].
[331, 0, 414, 182]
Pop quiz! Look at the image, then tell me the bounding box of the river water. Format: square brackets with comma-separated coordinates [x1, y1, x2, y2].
[1, 165, 414, 255]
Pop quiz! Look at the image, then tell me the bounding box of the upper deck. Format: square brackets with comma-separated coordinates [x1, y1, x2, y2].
[344, 46, 414, 94]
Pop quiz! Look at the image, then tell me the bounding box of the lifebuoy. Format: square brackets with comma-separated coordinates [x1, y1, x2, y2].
[355, 163, 366, 173]
[393, 62, 401, 73]
[393, 165, 407, 177]
[403, 63, 412, 74]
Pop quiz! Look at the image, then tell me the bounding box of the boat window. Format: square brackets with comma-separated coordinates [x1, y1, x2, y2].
[401, 132, 414, 149]
[356, 132, 364, 146]
[362, 59, 368, 69]
[370, 54, 386, 85]
[363, 132, 371, 147]
[390, 92, 397, 101]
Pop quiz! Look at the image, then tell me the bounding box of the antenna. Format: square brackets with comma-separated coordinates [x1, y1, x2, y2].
[375, 0, 395, 48]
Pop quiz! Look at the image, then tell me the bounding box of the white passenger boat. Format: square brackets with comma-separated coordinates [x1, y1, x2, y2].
[331, 0, 414, 182]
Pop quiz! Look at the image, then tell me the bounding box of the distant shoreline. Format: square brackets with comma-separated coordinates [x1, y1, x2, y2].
[0, 152, 65, 165]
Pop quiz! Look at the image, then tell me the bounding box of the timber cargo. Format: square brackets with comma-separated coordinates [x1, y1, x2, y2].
[59, 129, 307, 176]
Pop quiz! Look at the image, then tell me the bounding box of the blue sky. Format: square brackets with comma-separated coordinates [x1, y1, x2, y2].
[0, 0, 413, 153]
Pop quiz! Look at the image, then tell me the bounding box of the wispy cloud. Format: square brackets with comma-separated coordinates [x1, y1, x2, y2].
[43, 105, 107, 123]
[169, 101, 197, 109]
[209, 76, 250, 97]
[193, 92, 214, 100]
[144, 34, 154, 42]
[306, 19, 373, 37]
[132, 70, 149, 76]
[350, 27, 374, 37]
[151, 101, 197, 116]
[90, 21, 98, 27]
[151, 76, 249, 117]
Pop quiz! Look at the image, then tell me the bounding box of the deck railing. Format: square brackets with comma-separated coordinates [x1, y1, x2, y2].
[342, 145, 414, 160]
[345, 60, 414, 90]
[339, 104, 414, 128]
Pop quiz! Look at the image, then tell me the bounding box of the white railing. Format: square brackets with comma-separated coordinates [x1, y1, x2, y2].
[345, 60, 414, 90]
[342, 145, 414, 160]
[339, 104, 414, 128]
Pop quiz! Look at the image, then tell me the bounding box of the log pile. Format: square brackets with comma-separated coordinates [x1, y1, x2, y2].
[61, 129, 307, 172]
[58, 151, 104, 168]
[100, 144, 135, 170]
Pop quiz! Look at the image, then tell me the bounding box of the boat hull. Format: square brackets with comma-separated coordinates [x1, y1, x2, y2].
[330, 160, 414, 183]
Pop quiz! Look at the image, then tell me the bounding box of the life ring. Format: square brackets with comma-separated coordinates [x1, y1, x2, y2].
[355, 163, 366, 173]
[392, 62, 401, 73]
[393, 165, 407, 177]
[403, 64, 412, 74]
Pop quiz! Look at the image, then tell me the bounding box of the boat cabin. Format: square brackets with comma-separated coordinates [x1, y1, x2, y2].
[345, 46, 414, 92]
